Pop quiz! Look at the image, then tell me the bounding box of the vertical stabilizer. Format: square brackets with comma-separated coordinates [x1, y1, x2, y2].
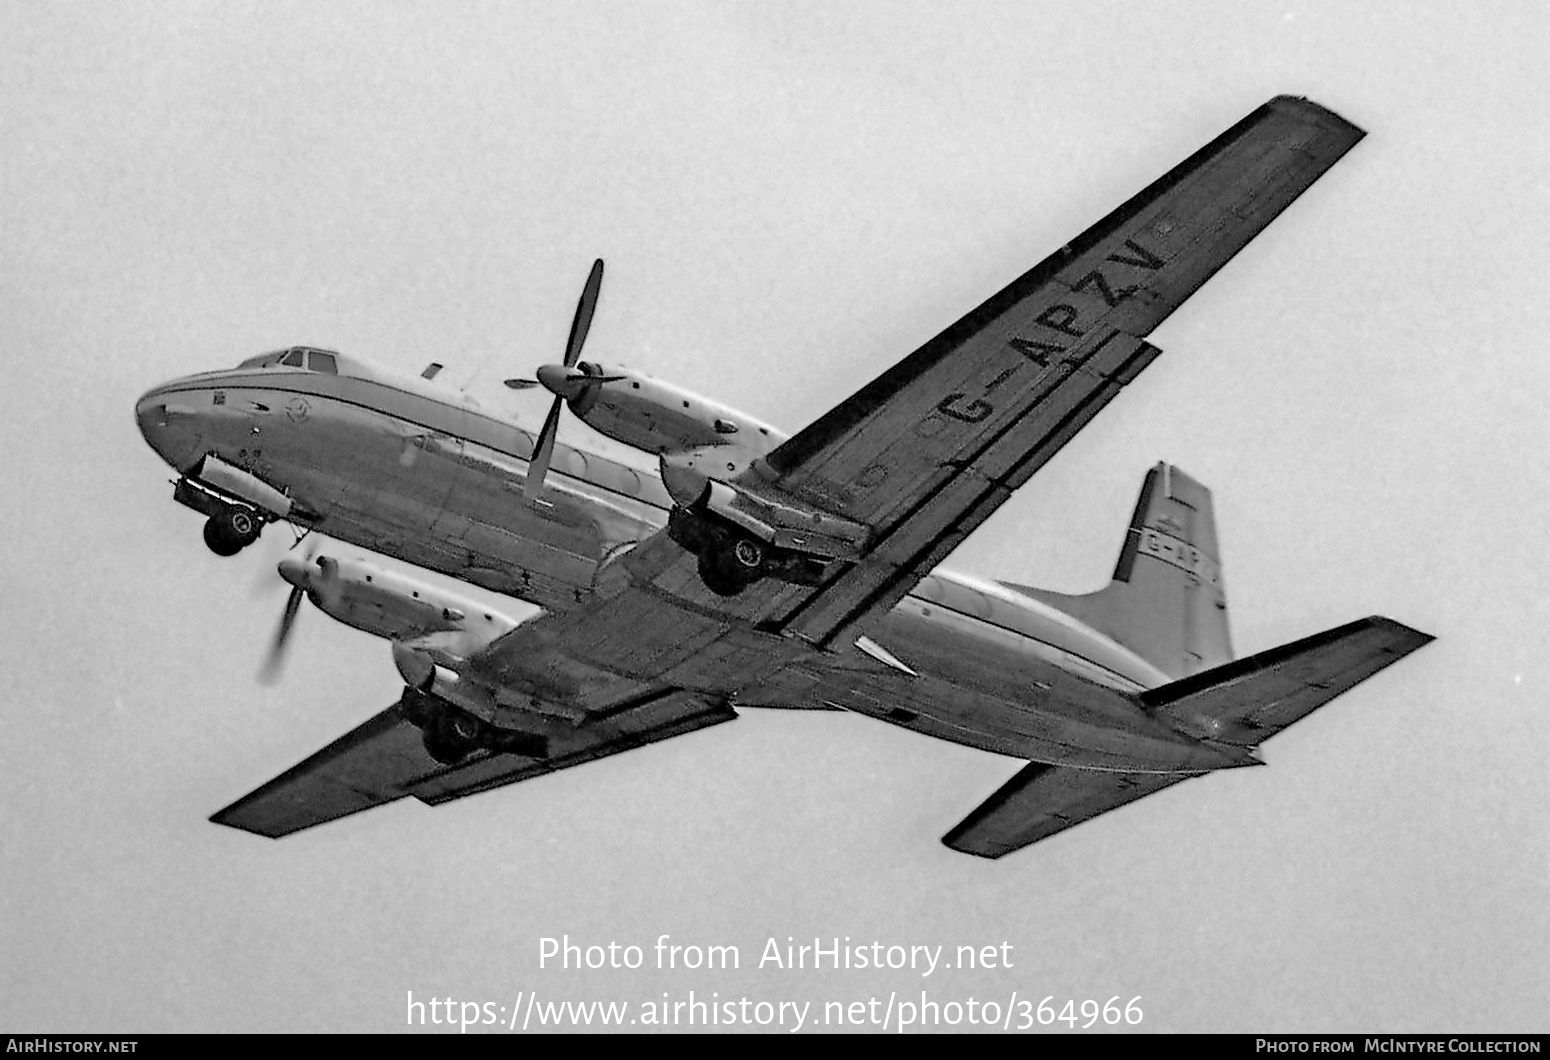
[1006, 463, 1232, 680]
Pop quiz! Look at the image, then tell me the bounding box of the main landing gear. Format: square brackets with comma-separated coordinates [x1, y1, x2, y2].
[201, 506, 263, 557]
[668, 506, 826, 597]
[398, 686, 549, 766]
[696, 536, 767, 597]
[422, 707, 486, 765]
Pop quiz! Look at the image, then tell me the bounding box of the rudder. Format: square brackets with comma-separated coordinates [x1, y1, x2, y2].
[1007, 463, 1232, 680]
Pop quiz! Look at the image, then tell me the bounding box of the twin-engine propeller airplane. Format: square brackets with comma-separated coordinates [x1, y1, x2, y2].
[135, 96, 1432, 857]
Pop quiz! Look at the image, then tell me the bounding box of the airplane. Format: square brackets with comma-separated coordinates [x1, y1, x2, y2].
[133, 95, 1432, 858]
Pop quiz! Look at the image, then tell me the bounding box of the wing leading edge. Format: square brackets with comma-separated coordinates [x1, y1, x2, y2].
[943, 617, 1433, 858]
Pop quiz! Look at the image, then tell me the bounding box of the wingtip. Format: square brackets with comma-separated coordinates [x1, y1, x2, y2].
[1364, 615, 1437, 652]
[209, 808, 283, 838]
[1266, 94, 1367, 140]
[941, 833, 1009, 860]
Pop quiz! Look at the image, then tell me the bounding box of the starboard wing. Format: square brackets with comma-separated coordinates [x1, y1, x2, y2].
[211, 692, 735, 837]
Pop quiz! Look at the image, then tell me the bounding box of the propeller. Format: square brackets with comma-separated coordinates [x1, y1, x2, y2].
[260, 545, 341, 683]
[502, 258, 605, 501]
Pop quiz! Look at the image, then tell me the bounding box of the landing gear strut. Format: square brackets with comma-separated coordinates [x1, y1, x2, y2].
[202, 506, 262, 556]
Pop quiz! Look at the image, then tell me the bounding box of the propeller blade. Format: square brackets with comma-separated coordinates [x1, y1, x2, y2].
[562, 259, 604, 368]
[518, 258, 604, 502]
[260, 584, 305, 684]
[524, 396, 565, 501]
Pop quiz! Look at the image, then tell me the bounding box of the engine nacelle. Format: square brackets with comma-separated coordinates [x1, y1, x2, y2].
[280, 553, 520, 648]
[545, 361, 787, 459]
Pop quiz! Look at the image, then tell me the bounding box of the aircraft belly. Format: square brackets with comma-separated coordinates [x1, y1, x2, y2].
[799, 608, 1223, 772]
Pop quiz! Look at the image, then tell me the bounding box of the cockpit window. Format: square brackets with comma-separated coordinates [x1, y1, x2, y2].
[234, 346, 344, 372]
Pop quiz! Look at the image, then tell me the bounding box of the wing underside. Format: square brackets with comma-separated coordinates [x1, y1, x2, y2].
[944, 617, 1432, 858]
[748, 96, 1366, 650]
[472, 96, 1369, 688]
[944, 763, 1198, 859]
[211, 691, 735, 838]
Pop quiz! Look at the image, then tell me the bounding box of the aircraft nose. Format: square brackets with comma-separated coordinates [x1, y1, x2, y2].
[535, 363, 587, 401]
[134, 386, 168, 441]
[135, 381, 203, 470]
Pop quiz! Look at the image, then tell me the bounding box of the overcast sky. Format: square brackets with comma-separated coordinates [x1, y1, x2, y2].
[4, 0, 1547, 1034]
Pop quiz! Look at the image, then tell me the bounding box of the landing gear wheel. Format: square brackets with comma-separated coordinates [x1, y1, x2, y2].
[423, 708, 485, 765]
[732, 537, 764, 570]
[202, 507, 262, 556]
[224, 507, 259, 540]
[697, 546, 761, 597]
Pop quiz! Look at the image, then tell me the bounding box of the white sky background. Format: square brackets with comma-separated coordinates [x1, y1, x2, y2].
[3, 0, 1547, 1033]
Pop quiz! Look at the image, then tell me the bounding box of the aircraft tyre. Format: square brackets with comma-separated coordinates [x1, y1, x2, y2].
[697, 543, 761, 597]
[732, 537, 764, 570]
[202, 507, 261, 556]
[423, 708, 485, 765]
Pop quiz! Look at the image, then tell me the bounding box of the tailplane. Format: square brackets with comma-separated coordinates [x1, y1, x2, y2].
[1006, 463, 1232, 680]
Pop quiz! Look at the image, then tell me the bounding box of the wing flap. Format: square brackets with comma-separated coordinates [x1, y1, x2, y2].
[943, 762, 1199, 859]
[770, 333, 1162, 647]
[410, 693, 735, 804]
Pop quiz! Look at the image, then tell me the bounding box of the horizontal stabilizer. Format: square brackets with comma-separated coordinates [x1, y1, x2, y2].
[1142, 615, 1433, 745]
[943, 763, 1200, 859]
[943, 614, 1432, 858]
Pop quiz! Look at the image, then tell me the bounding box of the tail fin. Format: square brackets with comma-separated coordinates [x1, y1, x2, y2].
[1006, 462, 1232, 680]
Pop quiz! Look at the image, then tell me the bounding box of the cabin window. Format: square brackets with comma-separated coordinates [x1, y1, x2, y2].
[309, 352, 338, 374]
[281, 349, 304, 367]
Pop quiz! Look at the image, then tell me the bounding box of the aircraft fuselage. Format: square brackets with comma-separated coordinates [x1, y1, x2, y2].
[135, 357, 1244, 774]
